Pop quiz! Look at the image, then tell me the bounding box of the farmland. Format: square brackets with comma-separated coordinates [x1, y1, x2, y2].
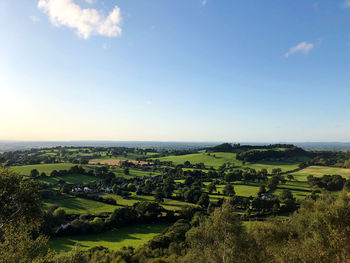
[50, 223, 170, 252]
[155, 152, 242, 169]
[155, 151, 302, 172]
[38, 174, 99, 184]
[10, 163, 76, 175]
[2, 143, 350, 259]
[44, 197, 120, 214]
[291, 166, 350, 181]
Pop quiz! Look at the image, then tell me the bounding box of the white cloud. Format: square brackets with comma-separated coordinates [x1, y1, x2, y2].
[30, 15, 40, 22]
[38, 0, 122, 39]
[344, 0, 350, 8]
[85, 0, 94, 3]
[285, 41, 314, 58]
[202, 0, 207, 6]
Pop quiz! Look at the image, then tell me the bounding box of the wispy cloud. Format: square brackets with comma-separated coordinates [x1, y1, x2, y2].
[38, 0, 122, 39]
[201, 0, 207, 6]
[285, 41, 314, 58]
[29, 15, 40, 23]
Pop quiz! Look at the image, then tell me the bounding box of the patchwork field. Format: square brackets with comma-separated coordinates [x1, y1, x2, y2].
[50, 223, 170, 252]
[111, 167, 161, 179]
[44, 197, 120, 214]
[290, 166, 350, 181]
[103, 193, 198, 211]
[89, 159, 150, 166]
[155, 152, 241, 169]
[156, 152, 302, 172]
[10, 163, 77, 175]
[38, 174, 99, 185]
[203, 183, 261, 197]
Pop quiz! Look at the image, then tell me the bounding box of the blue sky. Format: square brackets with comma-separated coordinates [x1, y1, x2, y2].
[0, 0, 350, 142]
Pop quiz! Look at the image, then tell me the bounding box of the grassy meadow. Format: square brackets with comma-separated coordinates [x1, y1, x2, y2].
[103, 193, 198, 211]
[291, 166, 350, 181]
[156, 151, 303, 172]
[44, 197, 120, 214]
[10, 163, 76, 175]
[38, 174, 99, 184]
[50, 223, 170, 252]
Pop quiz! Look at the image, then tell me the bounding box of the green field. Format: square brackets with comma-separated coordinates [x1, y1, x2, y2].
[156, 152, 302, 172]
[245, 161, 300, 173]
[111, 167, 161, 179]
[103, 193, 198, 211]
[10, 163, 77, 175]
[270, 188, 312, 200]
[50, 223, 170, 252]
[290, 166, 350, 181]
[156, 152, 241, 169]
[44, 197, 120, 214]
[38, 174, 99, 185]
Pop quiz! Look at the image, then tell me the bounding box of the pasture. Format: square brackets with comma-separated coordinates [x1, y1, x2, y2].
[50, 223, 170, 252]
[44, 197, 120, 214]
[112, 167, 160, 178]
[156, 151, 302, 172]
[10, 163, 76, 175]
[203, 183, 261, 197]
[103, 193, 198, 211]
[291, 166, 350, 181]
[155, 152, 241, 169]
[38, 174, 99, 185]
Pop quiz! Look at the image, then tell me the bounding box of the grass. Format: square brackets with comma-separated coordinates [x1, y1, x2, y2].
[10, 163, 77, 176]
[44, 197, 120, 214]
[244, 161, 300, 173]
[291, 166, 350, 181]
[38, 174, 99, 185]
[50, 223, 170, 252]
[155, 152, 242, 169]
[103, 193, 198, 211]
[204, 183, 261, 197]
[111, 167, 161, 179]
[156, 152, 302, 172]
[270, 188, 311, 200]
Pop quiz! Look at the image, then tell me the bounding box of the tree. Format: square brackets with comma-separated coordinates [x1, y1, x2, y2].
[0, 166, 42, 228]
[287, 174, 294, 181]
[0, 222, 52, 263]
[267, 175, 279, 190]
[112, 184, 118, 194]
[272, 168, 282, 175]
[30, 169, 39, 178]
[0, 166, 52, 263]
[223, 183, 235, 196]
[123, 168, 130, 175]
[184, 201, 261, 263]
[250, 192, 350, 262]
[197, 193, 210, 208]
[207, 181, 216, 193]
[257, 185, 267, 196]
[154, 191, 164, 203]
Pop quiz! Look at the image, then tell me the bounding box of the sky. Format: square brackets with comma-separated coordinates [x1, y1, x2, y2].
[0, 0, 350, 142]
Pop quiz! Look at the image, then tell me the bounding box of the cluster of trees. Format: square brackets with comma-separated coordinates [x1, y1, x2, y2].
[53, 202, 167, 237]
[308, 151, 350, 168]
[206, 143, 296, 153]
[307, 174, 347, 191]
[236, 147, 307, 162]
